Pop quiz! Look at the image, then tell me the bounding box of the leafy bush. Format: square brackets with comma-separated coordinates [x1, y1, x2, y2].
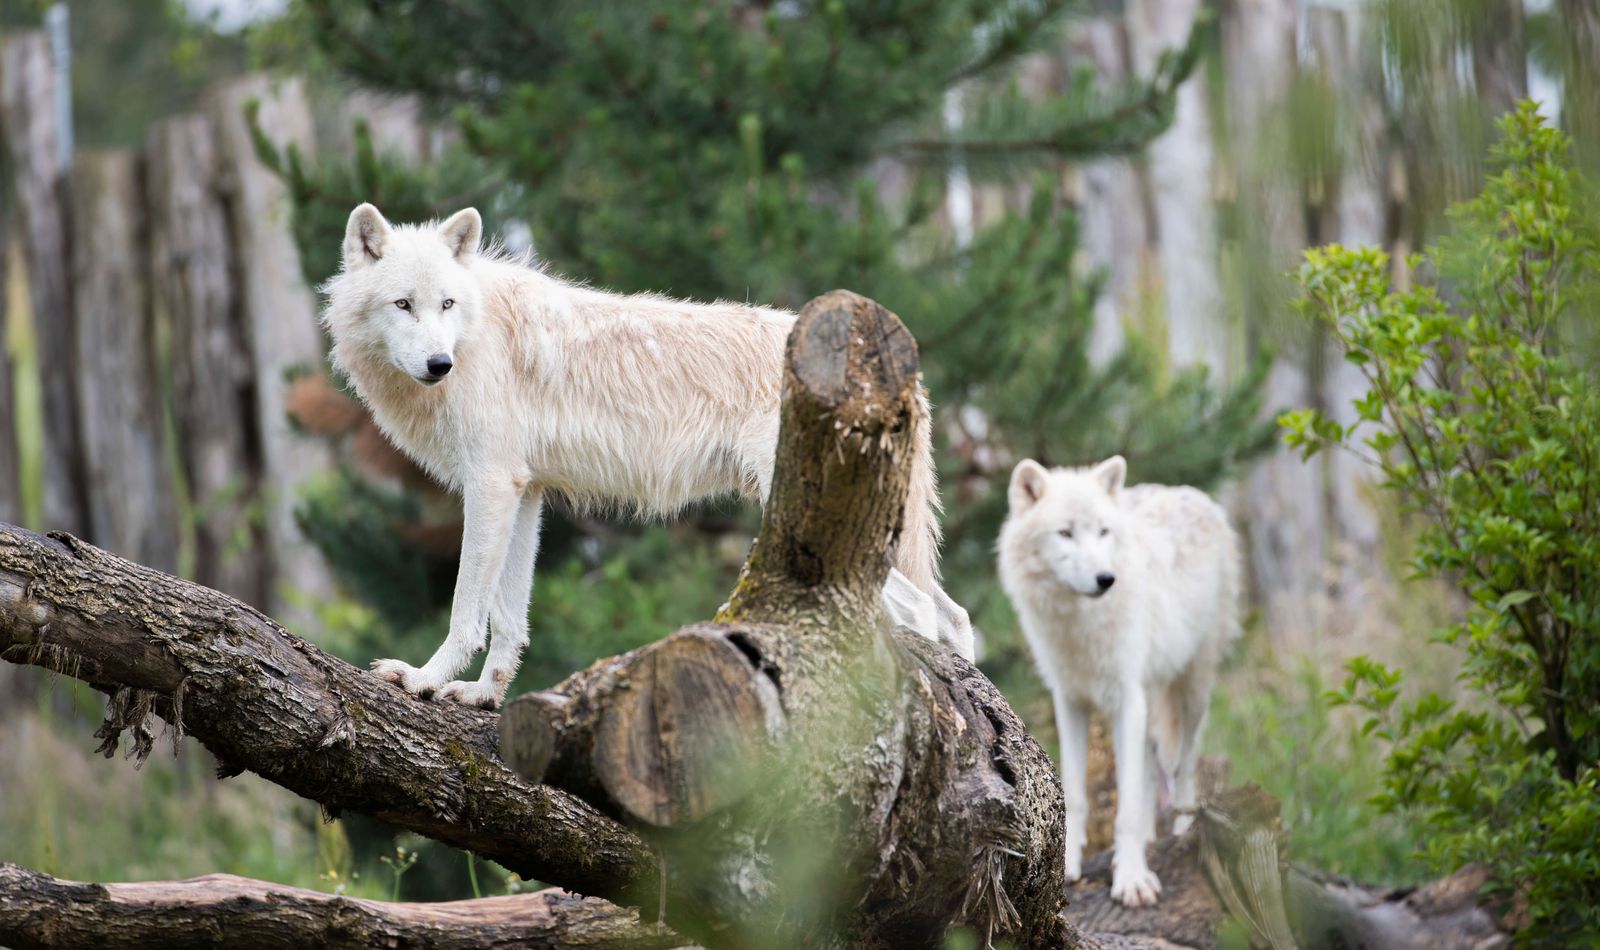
[1283, 102, 1600, 942]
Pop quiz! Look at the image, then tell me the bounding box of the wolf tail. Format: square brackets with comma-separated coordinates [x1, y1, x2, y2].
[893, 385, 977, 660]
[896, 386, 943, 592]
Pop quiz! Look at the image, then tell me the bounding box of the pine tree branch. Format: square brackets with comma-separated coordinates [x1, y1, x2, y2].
[0, 524, 655, 901]
[899, 12, 1211, 168]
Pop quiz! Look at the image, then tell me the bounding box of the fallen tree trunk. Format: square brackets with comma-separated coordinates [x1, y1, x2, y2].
[0, 864, 683, 950]
[0, 526, 654, 900]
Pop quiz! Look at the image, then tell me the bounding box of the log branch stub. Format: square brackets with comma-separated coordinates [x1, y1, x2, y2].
[594, 629, 784, 826]
[0, 523, 654, 900]
[501, 625, 786, 829]
[0, 864, 685, 950]
[500, 689, 572, 788]
[725, 289, 923, 622]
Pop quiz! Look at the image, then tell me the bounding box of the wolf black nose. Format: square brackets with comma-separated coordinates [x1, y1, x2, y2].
[425, 354, 453, 378]
[1095, 572, 1116, 592]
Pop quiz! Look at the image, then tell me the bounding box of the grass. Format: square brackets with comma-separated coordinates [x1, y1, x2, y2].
[0, 681, 516, 900]
[1205, 652, 1428, 885]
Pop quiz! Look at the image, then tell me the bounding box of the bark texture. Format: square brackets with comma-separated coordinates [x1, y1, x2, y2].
[0, 524, 654, 900]
[0, 865, 684, 950]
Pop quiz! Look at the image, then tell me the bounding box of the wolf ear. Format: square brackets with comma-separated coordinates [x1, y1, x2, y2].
[1010, 459, 1050, 510]
[344, 203, 391, 268]
[1092, 455, 1127, 496]
[438, 207, 482, 262]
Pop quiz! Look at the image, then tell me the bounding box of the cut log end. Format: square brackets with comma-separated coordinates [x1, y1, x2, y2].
[594, 629, 784, 827]
[729, 290, 925, 617]
[498, 690, 571, 785]
[787, 289, 920, 412]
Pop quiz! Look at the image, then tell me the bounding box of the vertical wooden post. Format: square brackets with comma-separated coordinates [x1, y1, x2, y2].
[0, 32, 88, 537]
[1559, 0, 1600, 174]
[69, 151, 179, 572]
[1213, 0, 1333, 645]
[0, 176, 20, 526]
[1309, 6, 1387, 610]
[209, 75, 334, 626]
[1470, 0, 1528, 121]
[1067, 15, 1152, 366]
[147, 115, 267, 606]
[1131, 0, 1230, 377]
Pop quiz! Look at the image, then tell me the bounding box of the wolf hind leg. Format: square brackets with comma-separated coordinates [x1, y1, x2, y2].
[1166, 661, 1215, 835]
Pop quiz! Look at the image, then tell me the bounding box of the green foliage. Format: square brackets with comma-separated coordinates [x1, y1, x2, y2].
[1207, 661, 1426, 884]
[1283, 103, 1600, 943]
[377, 844, 420, 902]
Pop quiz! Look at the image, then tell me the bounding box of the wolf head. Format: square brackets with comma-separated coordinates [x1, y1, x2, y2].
[324, 204, 484, 386]
[1002, 456, 1127, 597]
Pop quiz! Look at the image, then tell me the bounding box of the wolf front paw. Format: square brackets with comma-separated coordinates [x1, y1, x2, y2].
[1064, 850, 1083, 883]
[435, 679, 502, 710]
[1110, 863, 1162, 907]
[369, 658, 446, 698]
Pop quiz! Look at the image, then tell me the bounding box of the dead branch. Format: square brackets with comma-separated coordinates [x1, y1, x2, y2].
[0, 864, 684, 950]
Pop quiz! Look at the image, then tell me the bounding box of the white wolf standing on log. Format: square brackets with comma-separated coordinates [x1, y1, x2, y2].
[997, 456, 1241, 907]
[321, 203, 974, 708]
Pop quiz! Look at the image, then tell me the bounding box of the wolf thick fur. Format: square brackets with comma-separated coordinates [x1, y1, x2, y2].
[323, 204, 972, 708]
[997, 456, 1240, 908]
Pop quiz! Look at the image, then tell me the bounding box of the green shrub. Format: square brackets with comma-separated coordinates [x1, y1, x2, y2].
[1283, 102, 1600, 943]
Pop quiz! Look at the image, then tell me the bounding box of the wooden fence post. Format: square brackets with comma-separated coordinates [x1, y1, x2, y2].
[69, 151, 179, 573]
[209, 74, 334, 627]
[0, 31, 88, 537]
[147, 114, 268, 607]
[0, 177, 19, 526]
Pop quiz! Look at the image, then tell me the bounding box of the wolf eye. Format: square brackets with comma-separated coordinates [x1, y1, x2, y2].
[1100, 527, 1110, 537]
[442, 298, 455, 310]
[1059, 528, 1073, 539]
[394, 299, 411, 311]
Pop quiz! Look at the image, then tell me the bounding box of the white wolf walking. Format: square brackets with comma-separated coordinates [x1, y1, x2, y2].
[321, 204, 973, 709]
[997, 456, 1240, 907]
